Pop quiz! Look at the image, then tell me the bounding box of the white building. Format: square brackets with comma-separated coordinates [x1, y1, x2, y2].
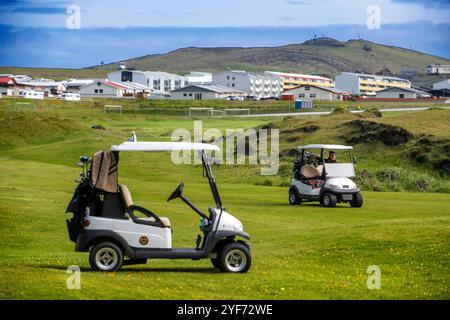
[335, 72, 411, 96]
[170, 84, 246, 100]
[432, 79, 450, 90]
[15, 80, 67, 97]
[212, 70, 283, 99]
[264, 71, 334, 90]
[282, 85, 350, 101]
[426, 64, 450, 75]
[79, 81, 127, 98]
[375, 87, 431, 99]
[63, 78, 106, 93]
[185, 71, 213, 85]
[108, 70, 187, 96]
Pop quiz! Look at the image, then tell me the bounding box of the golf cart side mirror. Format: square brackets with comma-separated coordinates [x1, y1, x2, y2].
[167, 182, 184, 202]
[353, 157, 357, 164]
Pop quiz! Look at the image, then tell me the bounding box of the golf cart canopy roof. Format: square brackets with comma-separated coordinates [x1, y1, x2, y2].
[111, 141, 220, 152]
[298, 144, 353, 150]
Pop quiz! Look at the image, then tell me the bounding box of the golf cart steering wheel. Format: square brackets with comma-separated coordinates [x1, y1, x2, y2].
[167, 182, 184, 202]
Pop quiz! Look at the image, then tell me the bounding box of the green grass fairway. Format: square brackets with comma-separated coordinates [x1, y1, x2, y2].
[0, 107, 449, 300]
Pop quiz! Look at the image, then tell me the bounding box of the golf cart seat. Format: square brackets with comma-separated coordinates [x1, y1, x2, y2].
[120, 185, 171, 228]
[300, 165, 323, 179]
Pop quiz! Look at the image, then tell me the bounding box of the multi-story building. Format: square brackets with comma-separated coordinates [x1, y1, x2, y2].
[185, 71, 213, 85]
[335, 72, 411, 96]
[264, 71, 334, 90]
[108, 70, 188, 96]
[212, 70, 283, 98]
[433, 79, 450, 91]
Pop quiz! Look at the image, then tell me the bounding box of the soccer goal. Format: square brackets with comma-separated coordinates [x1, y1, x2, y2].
[188, 107, 214, 117]
[13, 101, 35, 113]
[224, 108, 250, 116]
[104, 105, 123, 114]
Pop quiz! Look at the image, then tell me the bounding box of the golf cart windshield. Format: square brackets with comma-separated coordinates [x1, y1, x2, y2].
[324, 163, 355, 178]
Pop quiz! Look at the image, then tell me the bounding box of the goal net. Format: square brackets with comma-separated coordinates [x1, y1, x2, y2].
[224, 108, 250, 116]
[188, 107, 213, 117]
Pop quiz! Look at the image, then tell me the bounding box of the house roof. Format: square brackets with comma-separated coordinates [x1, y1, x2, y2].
[103, 81, 129, 90]
[283, 84, 351, 95]
[377, 87, 431, 97]
[0, 77, 16, 85]
[170, 84, 245, 94]
[265, 71, 333, 82]
[16, 80, 66, 88]
[340, 72, 409, 82]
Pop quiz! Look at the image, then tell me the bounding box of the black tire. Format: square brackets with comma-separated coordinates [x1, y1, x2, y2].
[217, 242, 251, 273]
[321, 192, 337, 207]
[89, 242, 123, 272]
[350, 192, 363, 208]
[211, 258, 221, 269]
[289, 189, 301, 205]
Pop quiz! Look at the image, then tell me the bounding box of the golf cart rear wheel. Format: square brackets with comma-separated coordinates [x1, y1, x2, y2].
[289, 189, 301, 205]
[89, 242, 123, 272]
[321, 193, 337, 207]
[218, 242, 251, 273]
[350, 192, 363, 208]
[210, 258, 221, 269]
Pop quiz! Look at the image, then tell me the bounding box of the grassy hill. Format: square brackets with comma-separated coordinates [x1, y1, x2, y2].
[93, 38, 450, 78]
[2, 38, 449, 81]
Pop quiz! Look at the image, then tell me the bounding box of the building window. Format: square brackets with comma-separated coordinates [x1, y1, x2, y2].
[97, 82, 101, 86]
[298, 94, 305, 98]
[153, 79, 160, 90]
[309, 94, 316, 98]
[99, 89, 103, 93]
[94, 89, 99, 93]
[121, 71, 133, 82]
[399, 93, 405, 98]
[183, 93, 187, 97]
[232, 83, 235, 87]
[305, 86, 310, 91]
[189, 93, 192, 97]
[227, 76, 230, 80]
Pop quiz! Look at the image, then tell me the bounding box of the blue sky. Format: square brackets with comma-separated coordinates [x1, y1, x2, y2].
[0, 0, 449, 68]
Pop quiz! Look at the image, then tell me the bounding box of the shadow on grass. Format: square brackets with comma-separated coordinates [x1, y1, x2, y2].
[262, 202, 351, 209]
[36, 264, 219, 274]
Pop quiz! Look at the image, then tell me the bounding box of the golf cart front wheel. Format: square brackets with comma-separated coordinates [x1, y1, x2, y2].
[321, 193, 337, 207]
[289, 190, 301, 205]
[89, 242, 124, 272]
[350, 192, 363, 208]
[218, 242, 251, 273]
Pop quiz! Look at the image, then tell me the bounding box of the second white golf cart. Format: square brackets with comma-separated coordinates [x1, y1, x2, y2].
[289, 144, 363, 208]
[65, 137, 251, 273]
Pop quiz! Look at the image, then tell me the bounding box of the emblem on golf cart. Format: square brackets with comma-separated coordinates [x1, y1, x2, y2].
[139, 236, 149, 245]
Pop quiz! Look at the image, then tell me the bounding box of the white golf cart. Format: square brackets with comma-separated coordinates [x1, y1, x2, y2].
[65, 136, 251, 273]
[288, 144, 363, 208]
